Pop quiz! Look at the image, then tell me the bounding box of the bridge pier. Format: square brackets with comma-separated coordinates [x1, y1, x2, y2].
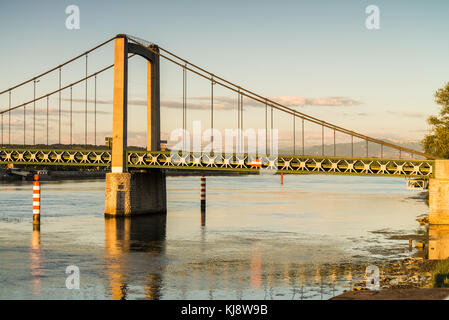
[429, 160, 449, 224]
[105, 171, 166, 216]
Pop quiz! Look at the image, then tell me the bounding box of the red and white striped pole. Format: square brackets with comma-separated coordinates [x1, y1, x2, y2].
[200, 174, 206, 226]
[200, 174, 206, 211]
[33, 174, 40, 228]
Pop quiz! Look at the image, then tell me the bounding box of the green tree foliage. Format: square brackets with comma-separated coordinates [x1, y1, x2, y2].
[422, 82, 449, 158]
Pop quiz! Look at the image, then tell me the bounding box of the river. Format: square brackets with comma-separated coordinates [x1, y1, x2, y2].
[0, 174, 429, 299]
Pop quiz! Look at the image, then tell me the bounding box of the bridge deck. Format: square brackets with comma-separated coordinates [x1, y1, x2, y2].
[0, 148, 434, 178]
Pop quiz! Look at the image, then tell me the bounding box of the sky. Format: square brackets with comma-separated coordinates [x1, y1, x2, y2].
[0, 0, 448, 150]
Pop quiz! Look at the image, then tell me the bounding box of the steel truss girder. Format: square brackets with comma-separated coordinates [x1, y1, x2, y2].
[127, 151, 434, 178]
[0, 148, 111, 167]
[0, 148, 434, 177]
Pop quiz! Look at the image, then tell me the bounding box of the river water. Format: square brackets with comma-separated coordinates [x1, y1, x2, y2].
[0, 174, 428, 299]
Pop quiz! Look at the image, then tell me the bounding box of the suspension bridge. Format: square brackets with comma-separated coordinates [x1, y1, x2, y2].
[1, 34, 448, 223]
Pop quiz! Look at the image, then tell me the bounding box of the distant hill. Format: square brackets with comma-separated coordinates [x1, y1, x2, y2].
[278, 139, 424, 159]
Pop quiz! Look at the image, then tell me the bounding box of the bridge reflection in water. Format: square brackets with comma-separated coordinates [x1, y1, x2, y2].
[104, 215, 167, 300]
[99, 216, 449, 299]
[100, 214, 370, 299]
[100, 218, 449, 299]
[24, 213, 449, 299]
[30, 227, 41, 297]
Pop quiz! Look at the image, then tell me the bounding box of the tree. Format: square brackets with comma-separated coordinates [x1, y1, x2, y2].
[422, 82, 449, 158]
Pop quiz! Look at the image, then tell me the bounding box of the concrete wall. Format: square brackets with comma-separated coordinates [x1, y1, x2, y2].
[429, 160, 449, 224]
[105, 170, 166, 216]
[428, 225, 449, 259]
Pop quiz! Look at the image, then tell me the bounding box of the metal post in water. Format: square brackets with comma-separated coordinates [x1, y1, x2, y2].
[201, 210, 206, 227]
[201, 174, 206, 211]
[281, 173, 284, 185]
[32, 174, 40, 228]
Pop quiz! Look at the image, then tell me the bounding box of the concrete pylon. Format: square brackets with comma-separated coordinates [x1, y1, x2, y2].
[428, 225, 449, 259]
[111, 36, 128, 174]
[429, 160, 449, 224]
[105, 35, 167, 216]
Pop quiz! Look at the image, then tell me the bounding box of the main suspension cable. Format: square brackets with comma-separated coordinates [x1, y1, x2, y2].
[0, 37, 115, 96]
[0, 54, 137, 116]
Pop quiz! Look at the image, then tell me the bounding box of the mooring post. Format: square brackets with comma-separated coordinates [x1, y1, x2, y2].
[201, 211, 206, 227]
[201, 174, 206, 226]
[281, 173, 284, 185]
[32, 174, 40, 229]
[201, 174, 206, 212]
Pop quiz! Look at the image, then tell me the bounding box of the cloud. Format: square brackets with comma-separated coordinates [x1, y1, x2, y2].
[62, 98, 111, 105]
[62, 97, 150, 107]
[387, 111, 427, 118]
[161, 99, 234, 111]
[59, 95, 362, 112]
[342, 112, 370, 116]
[165, 95, 362, 110]
[269, 96, 362, 107]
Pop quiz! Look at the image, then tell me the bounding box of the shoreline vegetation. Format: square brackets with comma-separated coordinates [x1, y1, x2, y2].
[432, 260, 449, 288]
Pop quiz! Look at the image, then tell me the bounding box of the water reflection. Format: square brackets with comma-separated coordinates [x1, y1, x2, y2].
[30, 226, 41, 296]
[201, 211, 206, 227]
[428, 225, 449, 260]
[104, 215, 167, 300]
[250, 245, 262, 289]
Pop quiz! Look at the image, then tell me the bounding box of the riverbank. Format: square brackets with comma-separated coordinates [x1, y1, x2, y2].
[0, 169, 106, 181]
[328, 246, 443, 299]
[0, 168, 257, 181]
[329, 207, 449, 299]
[331, 288, 449, 300]
[348, 256, 438, 291]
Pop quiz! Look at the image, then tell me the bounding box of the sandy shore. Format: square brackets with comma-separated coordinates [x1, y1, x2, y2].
[331, 288, 449, 300]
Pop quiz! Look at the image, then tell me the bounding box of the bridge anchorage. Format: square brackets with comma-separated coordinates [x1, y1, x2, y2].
[1, 33, 449, 223]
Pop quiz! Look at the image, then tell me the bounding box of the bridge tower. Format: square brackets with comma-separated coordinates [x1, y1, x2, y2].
[105, 35, 167, 216]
